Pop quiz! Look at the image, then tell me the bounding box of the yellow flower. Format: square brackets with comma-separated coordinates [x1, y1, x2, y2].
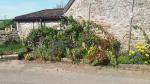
[136, 45, 146, 50]
[145, 54, 149, 57]
[136, 45, 141, 49]
[129, 50, 135, 54]
[140, 46, 146, 49]
[138, 49, 145, 53]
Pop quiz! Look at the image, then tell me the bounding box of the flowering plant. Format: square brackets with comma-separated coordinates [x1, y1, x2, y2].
[129, 42, 150, 64]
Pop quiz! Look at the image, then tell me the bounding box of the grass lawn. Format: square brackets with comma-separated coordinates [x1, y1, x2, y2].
[0, 43, 25, 55]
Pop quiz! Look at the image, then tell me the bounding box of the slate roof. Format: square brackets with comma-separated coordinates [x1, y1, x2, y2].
[14, 8, 64, 21]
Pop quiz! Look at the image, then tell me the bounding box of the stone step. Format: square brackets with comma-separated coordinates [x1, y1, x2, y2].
[0, 54, 18, 59]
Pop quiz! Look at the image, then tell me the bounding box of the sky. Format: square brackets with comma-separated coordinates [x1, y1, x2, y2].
[0, 0, 69, 19]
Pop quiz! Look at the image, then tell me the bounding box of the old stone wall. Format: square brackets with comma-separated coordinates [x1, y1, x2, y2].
[16, 21, 60, 39]
[65, 0, 150, 50]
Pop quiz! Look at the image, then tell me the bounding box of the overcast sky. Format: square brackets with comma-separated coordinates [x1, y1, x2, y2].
[0, 0, 69, 19]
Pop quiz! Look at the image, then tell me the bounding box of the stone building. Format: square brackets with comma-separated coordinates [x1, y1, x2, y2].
[14, 8, 64, 38]
[14, 0, 150, 49]
[64, 0, 150, 49]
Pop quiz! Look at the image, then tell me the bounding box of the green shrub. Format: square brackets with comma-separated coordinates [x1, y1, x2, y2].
[26, 27, 58, 48]
[0, 50, 3, 55]
[70, 48, 87, 63]
[78, 32, 100, 48]
[85, 45, 109, 65]
[91, 59, 99, 66]
[34, 47, 50, 61]
[117, 54, 131, 64]
[49, 48, 62, 62]
[47, 41, 65, 62]
[26, 21, 93, 62]
[25, 17, 121, 66]
[4, 34, 21, 44]
[106, 51, 117, 66]
[32, 46, 64, 62]
[108, 40, 121, 55]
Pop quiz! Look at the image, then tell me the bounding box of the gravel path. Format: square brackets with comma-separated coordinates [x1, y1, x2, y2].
[0, 60, 150, 84]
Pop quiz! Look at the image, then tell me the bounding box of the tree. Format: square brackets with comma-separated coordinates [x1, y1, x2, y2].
[0, 19, 14, 30]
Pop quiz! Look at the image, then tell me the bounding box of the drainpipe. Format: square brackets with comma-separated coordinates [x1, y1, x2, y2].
[128, 0, 135, 54]
[88, 3, 91, 22]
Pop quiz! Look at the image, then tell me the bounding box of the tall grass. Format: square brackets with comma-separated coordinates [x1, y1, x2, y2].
[0, 35, 25, 55]
[0, 43, 24, 52]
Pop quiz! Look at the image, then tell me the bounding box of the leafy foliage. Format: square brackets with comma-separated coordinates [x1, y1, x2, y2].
[118, 55, 131, 64]
[129, 43, 150, 64]
[118, 43, 150, 64]
[26, 27, 58, 48]
[106, 51, 118, 66]
[0, 20, 14, 30]
[71, 48, 87, 63]
[25, 16, 121, 66]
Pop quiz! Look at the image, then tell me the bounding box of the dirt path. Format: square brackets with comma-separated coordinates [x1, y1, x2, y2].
[0, 60, 150, 84]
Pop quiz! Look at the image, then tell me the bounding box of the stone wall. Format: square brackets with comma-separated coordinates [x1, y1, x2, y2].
[16, 21, 60, 39]
[65, 0, 150, 50]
